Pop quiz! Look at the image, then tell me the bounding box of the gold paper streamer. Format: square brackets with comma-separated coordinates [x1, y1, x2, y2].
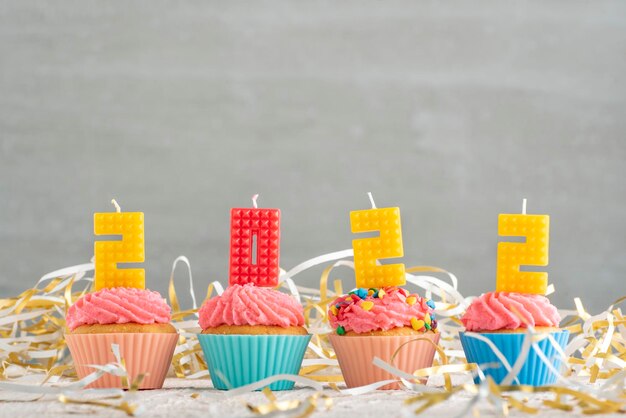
[1, 255, 624, 417]
[247, 387, 332, 417]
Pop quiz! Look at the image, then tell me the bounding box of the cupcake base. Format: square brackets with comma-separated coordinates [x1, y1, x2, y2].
[70, 323, 177, 334]
[330, 331, 440, 390]
[201, 325, 308, 335]
[66, 332, 178, 389]
[198, 333, 311, 391]
[459, 330, 569, 386]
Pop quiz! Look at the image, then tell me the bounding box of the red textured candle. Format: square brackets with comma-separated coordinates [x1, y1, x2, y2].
[229, 203, 281, 287]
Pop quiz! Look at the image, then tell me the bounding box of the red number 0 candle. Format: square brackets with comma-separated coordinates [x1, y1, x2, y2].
[229, 195, 281, 287]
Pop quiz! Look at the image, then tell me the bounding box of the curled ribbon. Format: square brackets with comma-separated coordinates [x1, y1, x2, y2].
[1, 250, 625, 417]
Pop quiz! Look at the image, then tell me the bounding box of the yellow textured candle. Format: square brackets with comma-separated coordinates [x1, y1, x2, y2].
[350, 195, 405, 289]
[94, 201, 145, 290]
[496, 202, 549, 295]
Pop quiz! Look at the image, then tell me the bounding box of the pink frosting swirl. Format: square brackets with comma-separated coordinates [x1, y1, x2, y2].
[66, 287, 172, 331]
[198, 284, 305, 329]
[328, 287, 436, 334]
[461, 291, 561, 332]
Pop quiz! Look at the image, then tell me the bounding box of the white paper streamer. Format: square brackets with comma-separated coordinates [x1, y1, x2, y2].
[170, 255, 198, 311]
[338, 379, 401, 395]
[208, 280, 224, 296]
[0, 344, 129, 395]
[38, 263, 94, 288]
[218, 374, 324, 396]
[282, 249, 355, 280]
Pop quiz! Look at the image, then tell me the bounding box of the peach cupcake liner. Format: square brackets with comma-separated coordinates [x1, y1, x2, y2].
[329, 332, 440, 390]
[66, 332, 178, 389]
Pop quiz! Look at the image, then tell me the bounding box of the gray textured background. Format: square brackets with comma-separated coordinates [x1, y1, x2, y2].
[1, 1, 625, 313]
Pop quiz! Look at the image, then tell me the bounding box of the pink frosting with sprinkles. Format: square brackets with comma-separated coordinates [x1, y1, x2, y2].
[328, 287, 436, 334]
[198, 284, 305, 329]
[461, 291, 561, 332]
[66, 287, 172, 331]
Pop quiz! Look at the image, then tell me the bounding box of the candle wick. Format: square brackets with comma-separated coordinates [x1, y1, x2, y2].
[111, 199, 121, 213]
[522, 198, 527, 215]
[251, 194, 259, 209]
[367, 192, 376, 209]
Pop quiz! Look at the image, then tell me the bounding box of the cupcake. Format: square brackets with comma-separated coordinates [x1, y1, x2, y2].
[328, 286, 440, 389]
[65, 287, 178, 389]
[460, 291, 568, 385]
[197, 283, 311, 391]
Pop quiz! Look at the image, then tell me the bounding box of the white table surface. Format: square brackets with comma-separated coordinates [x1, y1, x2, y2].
[0, 376, 622, 418]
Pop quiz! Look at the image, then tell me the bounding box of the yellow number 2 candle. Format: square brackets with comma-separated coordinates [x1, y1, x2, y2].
[350, 193, 405, 289]
[496, 199, 549, 295]
[94, 199, 145, 290]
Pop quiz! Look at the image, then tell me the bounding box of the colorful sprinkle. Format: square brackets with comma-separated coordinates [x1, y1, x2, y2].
[336, 326, 346, 335]
[330, 305, 338, 316]
[406, 296, 417, 306]
[424, 313, 431, 326]
[356, 288, 368, 299]
[426, 299, 436, 310]
[360, 301, 374, 311]
[378, 289, 386, 299]
[411, 318, 425, 331]
[367, 289, 375, 296]
[431, 319, 438, 330]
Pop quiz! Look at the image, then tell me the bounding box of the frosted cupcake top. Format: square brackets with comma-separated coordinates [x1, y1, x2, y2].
[328, 286, 437, 334]
[198, 284, 305, 329]
[461, 291, 561, 332]
[66, 287, 172, 331]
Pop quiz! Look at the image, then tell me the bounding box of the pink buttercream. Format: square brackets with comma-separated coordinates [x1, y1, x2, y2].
[328, 287, 435, 334]
[66, 287, 172, 331]
[198, 284, 305, 329]
[461, 291, 561, 332]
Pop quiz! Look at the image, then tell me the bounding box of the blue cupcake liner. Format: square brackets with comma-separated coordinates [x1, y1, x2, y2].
[197, 333, 311, 391]
[460, 330, 569, 386]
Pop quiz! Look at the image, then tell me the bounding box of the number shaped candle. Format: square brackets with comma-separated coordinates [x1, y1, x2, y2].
[350, 193, 405, 289]
[496, 199, 549, 295]
[229, 195, 280, 287]
[94, 200, 145, 290]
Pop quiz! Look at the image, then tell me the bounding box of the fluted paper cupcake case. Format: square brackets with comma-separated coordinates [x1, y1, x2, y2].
[197, 334, 311, 391]
[66, 332, 179, 389]
[329, 332, 440, 390]
[459, 330, 569, 386]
